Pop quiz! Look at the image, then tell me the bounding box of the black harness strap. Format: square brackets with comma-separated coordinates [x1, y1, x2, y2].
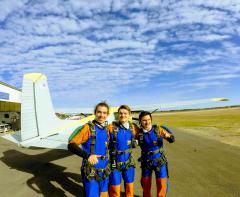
[88, 121, 96, 155]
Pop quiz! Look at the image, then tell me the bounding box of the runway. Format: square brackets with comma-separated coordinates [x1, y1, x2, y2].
[0, 128, 240, 197]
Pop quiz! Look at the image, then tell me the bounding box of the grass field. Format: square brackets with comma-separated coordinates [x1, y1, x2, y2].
[151, 107, 240, 147]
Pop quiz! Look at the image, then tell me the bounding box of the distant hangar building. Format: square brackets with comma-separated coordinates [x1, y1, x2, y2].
[0, 81, 21, 131]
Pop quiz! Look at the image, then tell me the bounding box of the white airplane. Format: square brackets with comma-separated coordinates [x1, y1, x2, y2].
[1, 73, 228, 150]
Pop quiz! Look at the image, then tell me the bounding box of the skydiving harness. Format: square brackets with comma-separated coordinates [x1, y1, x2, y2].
[82, 121, 111, 181]
[138, 125, 167, 172]
[110, 121, 137, 171]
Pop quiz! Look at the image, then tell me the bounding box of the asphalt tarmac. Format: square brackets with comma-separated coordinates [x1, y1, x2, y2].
[0, 129, 240, 197]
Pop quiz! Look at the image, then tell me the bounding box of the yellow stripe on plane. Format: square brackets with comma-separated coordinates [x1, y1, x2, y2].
[211, 98, 229, 102]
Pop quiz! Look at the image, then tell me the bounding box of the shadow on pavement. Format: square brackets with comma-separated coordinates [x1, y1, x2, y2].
[0, 149, 84, 197]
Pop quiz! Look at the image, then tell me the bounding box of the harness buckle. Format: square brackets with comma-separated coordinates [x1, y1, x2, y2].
[118, 151, 124, 155]
[148, 151, 154, 155]
[112, 161, 117, 169]
[89, 168, 95, 177]
[100, 155, 108, 159]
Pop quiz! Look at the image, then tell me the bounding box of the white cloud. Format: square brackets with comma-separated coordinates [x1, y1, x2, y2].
[0, 0, 240, 107]
[0, 0, 26, 22]
[198, 74, 240, 81]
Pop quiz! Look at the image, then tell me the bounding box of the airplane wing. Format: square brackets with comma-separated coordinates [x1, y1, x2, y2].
[57, 98, 228, 114]
[129, 98, 229, 112]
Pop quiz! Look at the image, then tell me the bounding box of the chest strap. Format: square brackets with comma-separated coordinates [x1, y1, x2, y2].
[98, 155, 108, 159]
[141, 147, 164, 156]
[116, 148, 132, 155]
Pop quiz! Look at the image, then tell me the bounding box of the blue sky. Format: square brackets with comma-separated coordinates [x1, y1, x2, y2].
[0, 0, 239, 109]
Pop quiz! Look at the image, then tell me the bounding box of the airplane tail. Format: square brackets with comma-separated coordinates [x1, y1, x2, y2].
[21, 73, 64, 141]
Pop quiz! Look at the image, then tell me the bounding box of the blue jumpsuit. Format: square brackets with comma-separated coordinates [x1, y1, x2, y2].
[138, 125, 174, 197]
[108, 122, 137, 197]
[69, 123, 109, 197]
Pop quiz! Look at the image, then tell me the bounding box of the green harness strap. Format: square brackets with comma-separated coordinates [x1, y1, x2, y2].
[68, 125, 83, 142]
